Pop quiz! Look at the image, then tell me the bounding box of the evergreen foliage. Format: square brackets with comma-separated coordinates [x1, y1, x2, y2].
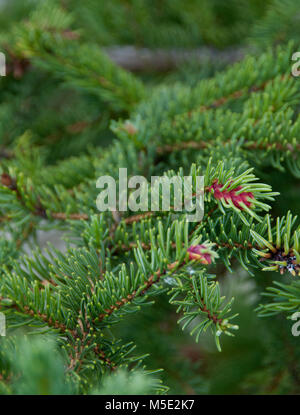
[0, 0, 299, 394]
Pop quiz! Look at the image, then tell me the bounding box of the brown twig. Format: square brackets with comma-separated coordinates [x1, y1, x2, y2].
[96, 261, 179, 323]
[1, 173, 89, 222]
[156, 136, 300, 156]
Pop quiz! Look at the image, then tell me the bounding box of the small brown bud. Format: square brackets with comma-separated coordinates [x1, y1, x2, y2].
[123, 122, 137, 135]
[1, 173, 13, 187]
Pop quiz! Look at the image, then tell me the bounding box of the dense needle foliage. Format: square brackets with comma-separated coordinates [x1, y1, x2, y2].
[0, 0, 299, 395]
